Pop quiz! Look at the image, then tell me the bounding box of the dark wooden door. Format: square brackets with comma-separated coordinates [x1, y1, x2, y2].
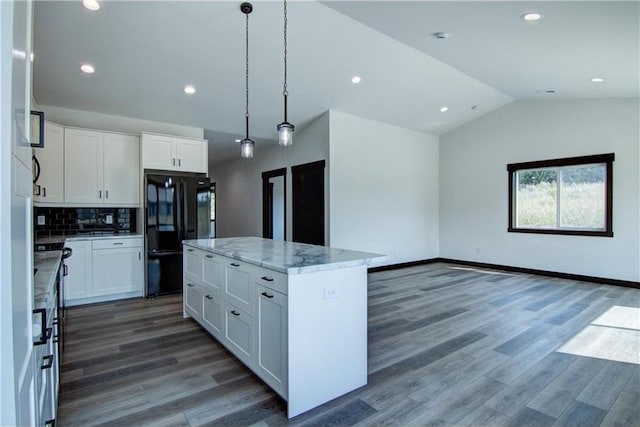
[292, 160, 325, 245]
[262, 168, 286, 240]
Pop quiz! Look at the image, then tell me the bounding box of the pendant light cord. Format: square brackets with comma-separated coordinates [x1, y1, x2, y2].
[245, 9, 250, 139]
[283, 0, 288, 121]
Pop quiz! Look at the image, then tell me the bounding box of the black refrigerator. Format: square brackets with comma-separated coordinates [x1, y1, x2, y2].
[145, 174, 210, 296]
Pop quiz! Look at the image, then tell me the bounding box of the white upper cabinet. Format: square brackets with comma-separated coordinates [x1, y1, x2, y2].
[64, 128, 103, 204]
[141, 133, 208, 173]
[103, 133, 139, 204]
[33, 121, 64, 203]
[64, 128, 139, 205]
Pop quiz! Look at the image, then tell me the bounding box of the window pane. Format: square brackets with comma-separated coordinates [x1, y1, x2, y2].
[560, 164, 605, 229]
[516, 169, 557, 228]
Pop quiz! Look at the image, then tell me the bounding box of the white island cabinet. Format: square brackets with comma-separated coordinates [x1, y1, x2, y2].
[182, 237, 381, 418]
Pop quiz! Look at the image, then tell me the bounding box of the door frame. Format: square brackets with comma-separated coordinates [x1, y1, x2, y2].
[262, 168, 287, 240]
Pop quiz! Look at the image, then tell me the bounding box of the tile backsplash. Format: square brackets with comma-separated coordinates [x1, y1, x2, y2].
[34, 207, 137, 238]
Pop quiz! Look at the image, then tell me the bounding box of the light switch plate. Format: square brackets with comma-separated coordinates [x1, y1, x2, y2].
[37, 215, 45, 225]
[105, 215, 113, 224]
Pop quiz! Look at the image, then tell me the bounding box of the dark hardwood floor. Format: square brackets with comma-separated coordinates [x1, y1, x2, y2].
[58, 262, 640, 426]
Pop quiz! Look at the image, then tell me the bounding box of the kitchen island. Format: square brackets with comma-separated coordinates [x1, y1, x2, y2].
[182, 237, 382, 418]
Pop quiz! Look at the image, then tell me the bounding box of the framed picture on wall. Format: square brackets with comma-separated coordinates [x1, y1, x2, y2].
[30, 110, 44, 148]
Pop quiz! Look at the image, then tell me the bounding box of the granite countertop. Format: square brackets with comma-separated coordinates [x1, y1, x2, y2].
[183, 237, 384, 274]
[34, 250, 62, 310]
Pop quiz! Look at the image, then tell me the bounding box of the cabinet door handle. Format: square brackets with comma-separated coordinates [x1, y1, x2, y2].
[99, 190, 102, 199]
[106, 190, 109, 199]
[44, 419, 56, 427]
[113, 242, 124, 245]
[34, 185, 41, 196]
[205, 254, 213, 259]
[261, 276, 274, 282]
[205, 295, 213, 300]
[187, 248, 194, 252]
[172, 158, 176, 166]
[261, 292, 274, 299]
[41, 355, 54, 370]
[138, 252, 141, 260]
[187, 283, 194, 288]
[45, 327, 53, 341]
[230, 310, 240, 316]
[178, 158, 182, 167]
[230, 263, 240, 267]
[43, 187, 47, 197]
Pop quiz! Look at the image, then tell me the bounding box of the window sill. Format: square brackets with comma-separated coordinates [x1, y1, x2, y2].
[508, 227, 613, 237]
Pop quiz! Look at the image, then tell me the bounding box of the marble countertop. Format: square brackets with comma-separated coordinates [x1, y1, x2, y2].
[183, 237, 384, 274]
[34, 251, 61, 310]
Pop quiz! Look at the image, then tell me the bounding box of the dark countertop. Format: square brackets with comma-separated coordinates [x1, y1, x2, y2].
[34, 250, 61, 310]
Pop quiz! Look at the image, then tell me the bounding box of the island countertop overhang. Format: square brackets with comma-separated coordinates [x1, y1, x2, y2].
[182, 237, 383, 275]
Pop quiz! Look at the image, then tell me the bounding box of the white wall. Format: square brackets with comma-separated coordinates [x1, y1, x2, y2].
[440, 99, 640, 282]
[329, 111, 440, 266]
[210, 112, 330, 242]
[37, 105, 204, 138]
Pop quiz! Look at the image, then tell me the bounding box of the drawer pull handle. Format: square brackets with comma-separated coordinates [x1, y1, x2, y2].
[261, 276, 274, 282]
[261, 292, 274, 299]
[205, 254, 213, 259]
[230, 310, 240, 316]
[205, 295, 213, 300]
[113, 242, 124, 245]
[187, 248, 194, 252]
[44, 419, 56, 427]
[187, 283, 194, 288]
[230, 263, 240, 267]
[41, 355, 54, 370]
[45, 327, 53, 341]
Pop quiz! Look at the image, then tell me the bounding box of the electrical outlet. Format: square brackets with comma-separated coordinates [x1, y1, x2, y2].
[105, 215, 113, 224]
[37, 215, 45, 225]
[324, 287, 338, 300]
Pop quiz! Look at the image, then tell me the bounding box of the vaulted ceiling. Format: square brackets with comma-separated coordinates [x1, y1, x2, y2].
[33, 1, 639, 165]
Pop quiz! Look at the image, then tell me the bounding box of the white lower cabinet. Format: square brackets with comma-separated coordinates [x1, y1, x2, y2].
[224, 302, 254, 367]
[183, 248, 288, 399]
[255, 284, 287, 397]
[65, 237, 144, 306]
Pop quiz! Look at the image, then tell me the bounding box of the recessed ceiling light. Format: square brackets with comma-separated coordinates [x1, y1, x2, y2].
[440, 106, 449, 113]
[433, 32, 451, 40]
[184, 85, 196, 95]
[83, 0, 100, 11]
[521, 12, 543, 21]
[351, 76, 361, 84]
[80, 64, 95, 74]
[590, 77, 605, 83]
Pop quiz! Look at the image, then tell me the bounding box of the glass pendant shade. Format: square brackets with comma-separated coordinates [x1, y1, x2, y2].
[277, 122, 294, 147]
[240, 138, 254, 158]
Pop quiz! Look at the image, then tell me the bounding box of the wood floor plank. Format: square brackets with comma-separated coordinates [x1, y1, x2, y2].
[57, 263, 640, 427]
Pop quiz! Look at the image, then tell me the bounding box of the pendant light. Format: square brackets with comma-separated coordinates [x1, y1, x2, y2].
[240, 2, 255, 158]
[276, 0, 294, 147]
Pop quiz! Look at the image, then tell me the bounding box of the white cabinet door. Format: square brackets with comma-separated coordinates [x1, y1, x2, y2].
[64, 240, 93, 302]
[202, 290, 223, 339]
[176, 138, 207, 173]
[33, 121, 64, 203]
[255, 284, 287, 397]
[92, 246, 143, 297]
[184, 248, 201, 282]
[202, 253, 222, 292]
[224, 302, 254, 367]
[103, 133, 139, 204]
[225, 262, 252, 313]
[141, 134, 176, 170]
[64, 129, 103, 204]
[184, 282, 203, 320]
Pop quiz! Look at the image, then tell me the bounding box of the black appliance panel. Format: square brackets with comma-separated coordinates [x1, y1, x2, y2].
[147, 252, 183, 296]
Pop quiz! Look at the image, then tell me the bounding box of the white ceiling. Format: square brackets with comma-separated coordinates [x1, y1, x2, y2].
[32, 1, 639, 166]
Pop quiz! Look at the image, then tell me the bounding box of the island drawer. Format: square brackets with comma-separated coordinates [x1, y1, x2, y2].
[252, 269, 287, 295]
[223, 302, 254, 367]
[92, 238, 142, 250]
[225, 261, 252, 313]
